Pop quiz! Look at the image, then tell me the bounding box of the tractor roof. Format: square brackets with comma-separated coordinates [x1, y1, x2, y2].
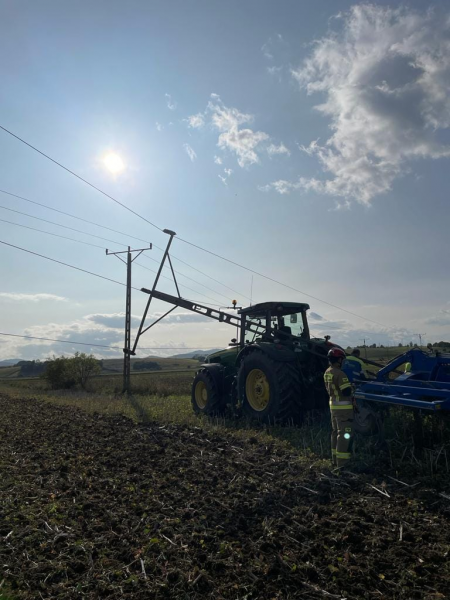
[239, 301, 310, 318]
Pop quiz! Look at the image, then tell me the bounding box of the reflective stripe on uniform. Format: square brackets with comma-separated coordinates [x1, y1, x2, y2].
[336, 451, 351, 459]
[330, 403, 353, 410]
[339, 382, 352, 391]
[331, 449, 337, 455]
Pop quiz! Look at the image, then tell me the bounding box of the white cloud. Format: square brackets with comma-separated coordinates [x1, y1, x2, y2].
[186, 113, 205, 128]
[261, 33, 285, 61]
[259, 177, 321, 195]
[283, 4, 450, 203]
[424, 310, 450, 326]
[0, 310, 219, 361]
[267, 65, 283, 77]
[165, 93, 177, 111]
[267, 143, 290, 157]
[0, 293, 67, 302]
[86, 313, 140, 329]
[183, 143, 197, 162]
[214, 155, 223, 165]
[155, 121, 163, 131]
[218, 167, 233, 186]
[308, 313, 418, 348]
[208, 96, 269, 167]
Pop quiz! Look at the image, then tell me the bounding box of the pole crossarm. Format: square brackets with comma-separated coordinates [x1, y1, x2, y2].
[106, 245, 152, 256]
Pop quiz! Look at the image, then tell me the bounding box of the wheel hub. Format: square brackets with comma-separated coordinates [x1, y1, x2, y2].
[246, 368, 270, 412]
[194, 381, 208, 409]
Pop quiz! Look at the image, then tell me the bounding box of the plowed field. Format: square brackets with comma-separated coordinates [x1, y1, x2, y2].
[1, 394, 450, 599]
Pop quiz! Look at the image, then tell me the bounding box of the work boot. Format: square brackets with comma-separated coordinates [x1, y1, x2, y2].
[331, 450, 337, 466]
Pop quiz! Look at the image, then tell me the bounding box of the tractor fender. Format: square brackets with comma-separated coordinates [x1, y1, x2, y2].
[196, 363, 225, 390]
[236, 343, 297, 368]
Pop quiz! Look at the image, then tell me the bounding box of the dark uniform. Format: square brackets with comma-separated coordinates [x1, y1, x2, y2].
[324, 365, 354, 467]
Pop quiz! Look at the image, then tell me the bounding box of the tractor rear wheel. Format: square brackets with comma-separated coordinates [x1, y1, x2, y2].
[191, 369, 225, 416]
[238, 351, 302, 423]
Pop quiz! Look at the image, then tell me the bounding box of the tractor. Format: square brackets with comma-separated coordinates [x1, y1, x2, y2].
[136, 289, 341, 423]
[191, 300, 341, 422]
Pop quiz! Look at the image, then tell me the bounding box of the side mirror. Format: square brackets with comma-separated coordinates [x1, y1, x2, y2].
[290, 314, 297, 324]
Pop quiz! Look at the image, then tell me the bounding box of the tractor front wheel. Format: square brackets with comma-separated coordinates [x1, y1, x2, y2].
[191, 369, 225, 416]
[238, 351, 301, 423]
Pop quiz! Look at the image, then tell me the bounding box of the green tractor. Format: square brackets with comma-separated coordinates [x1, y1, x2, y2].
[138, 290, 342, 423]
[190, 300, 340, 422]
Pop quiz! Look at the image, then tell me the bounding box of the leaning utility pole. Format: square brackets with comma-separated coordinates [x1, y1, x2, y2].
[131, 229, 177, 355]
[106, 244, 152, 393]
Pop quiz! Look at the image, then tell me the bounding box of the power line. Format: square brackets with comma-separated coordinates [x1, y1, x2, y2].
[0, 215, 225, 305]
[0, 239, 229, 310]
[0, 212, 227, 306]
[0, 125, 162, 232]
[0, 331, 222, 351]
[0, 217, 106, 249]
[0, 188, 150, 244]
[134, 260, 227, 306]
[0, 239, 134, 289]
[175, 236, 390, 328]
[0, 203, 126, 246]
[0, 195, 240, 304]
[0, 127, 391, 327]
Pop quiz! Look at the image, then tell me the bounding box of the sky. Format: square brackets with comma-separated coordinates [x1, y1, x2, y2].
[0, 0, 449, 361]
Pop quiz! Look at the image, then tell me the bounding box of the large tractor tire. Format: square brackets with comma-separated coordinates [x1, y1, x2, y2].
[191, 369, 225, 416]
[238, 350, 302, 423]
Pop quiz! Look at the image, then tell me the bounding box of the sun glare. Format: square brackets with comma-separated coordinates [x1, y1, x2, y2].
[103, 152, 125, 175]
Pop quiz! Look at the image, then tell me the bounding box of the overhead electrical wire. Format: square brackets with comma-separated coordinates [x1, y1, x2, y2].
[0, 210, 230, 305]
[0, 239, 133, 289]
[0, 239, 230, 310]
[0, 217, 107, 249]
[0, 188, 150, 244]
[0, 125, 163, 231]
[0, 193, 245, 303]
[0, 332, 222, 351]
[0, 217, 227, 304]
[0, 124, 391, 328]
[0, 203, 126, 246]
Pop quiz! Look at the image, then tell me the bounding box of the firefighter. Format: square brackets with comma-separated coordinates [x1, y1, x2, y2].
[324, 348, 354, 467]
[342, 348, 367, 382]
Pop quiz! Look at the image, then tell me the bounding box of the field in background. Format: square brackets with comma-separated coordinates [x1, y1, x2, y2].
[0, 356, 200, 380]
[0, 345, 442, 382]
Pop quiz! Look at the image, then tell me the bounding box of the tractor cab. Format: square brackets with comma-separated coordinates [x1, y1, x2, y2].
[238, 301, 310, 346]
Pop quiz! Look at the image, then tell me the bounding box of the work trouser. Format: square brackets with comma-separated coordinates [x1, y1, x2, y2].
[330, 406, 354, 467]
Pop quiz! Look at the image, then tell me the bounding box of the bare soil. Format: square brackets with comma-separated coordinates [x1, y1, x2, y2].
[1, 394, 450, 599]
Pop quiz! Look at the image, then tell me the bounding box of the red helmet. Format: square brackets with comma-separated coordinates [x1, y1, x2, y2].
[327, 347, 346, 361]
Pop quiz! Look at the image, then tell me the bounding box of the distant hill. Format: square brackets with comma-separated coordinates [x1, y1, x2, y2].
[0, 359, 21, 367]
[170, 349, 222, 359]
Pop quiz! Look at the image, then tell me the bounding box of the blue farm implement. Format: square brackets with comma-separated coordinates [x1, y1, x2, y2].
[355, 348, 450, 413]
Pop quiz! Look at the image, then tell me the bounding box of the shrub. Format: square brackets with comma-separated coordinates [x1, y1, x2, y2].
[44, 357, 76, 389]
[44, 353, 101, 390]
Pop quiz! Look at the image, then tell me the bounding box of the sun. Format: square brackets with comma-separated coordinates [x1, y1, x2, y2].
[103, 152, 125, 175]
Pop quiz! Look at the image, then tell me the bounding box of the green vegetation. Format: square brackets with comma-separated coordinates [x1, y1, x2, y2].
[44, 353, 101, 389]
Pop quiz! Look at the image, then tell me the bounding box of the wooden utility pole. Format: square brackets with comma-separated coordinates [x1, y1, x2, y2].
[106, 245, 152, 393]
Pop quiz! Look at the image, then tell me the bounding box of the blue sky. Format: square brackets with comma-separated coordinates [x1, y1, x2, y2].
[0, 0, 449, 360]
